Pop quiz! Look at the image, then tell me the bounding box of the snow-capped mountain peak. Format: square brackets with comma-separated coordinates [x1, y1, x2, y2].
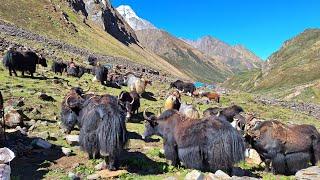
[116, 5, 157, 31]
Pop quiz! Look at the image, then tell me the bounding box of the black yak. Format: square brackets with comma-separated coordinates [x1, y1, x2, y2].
[143, 109, 245, 173]
[60, 90, 127, 170]
[2, 50, 47, 77]
[244, 119, 320, 175]
[0, 91, 3, 110]
[203, 105, 244, 122]
[170, 80, 196, 96]
[118, 91, 140, 120]
[67, 66, 86, 78]
[51, 61, 67, 75]
[92, 65, 108, 85]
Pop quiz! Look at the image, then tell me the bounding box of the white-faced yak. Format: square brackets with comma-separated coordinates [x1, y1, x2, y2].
[2, 50, 47, 77]
[244, 119, 320, 175]
[61, 88, 127, 170]
[143, 109, 245, 174]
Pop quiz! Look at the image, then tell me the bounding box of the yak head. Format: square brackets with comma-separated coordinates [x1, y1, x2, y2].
[60, 88, 86, 133]
[231, 114, 246, 133]
[142, 108, 177, 140]
[38, 55, 48, 67]
[118, 91, 135, 119]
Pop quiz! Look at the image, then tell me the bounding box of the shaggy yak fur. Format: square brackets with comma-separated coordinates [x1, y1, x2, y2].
[92, 65, 108, 85]
[61, 89, 127, 170]
[203, 105, 244, 122]
[51, 61, 67, 75]
[2, 50, 47, 77]
[143, 109, 245, 173]
[245, 120, 320, 175]
[0, 91, 3, 110]
[164, 95, 181, 111]
[125, 73, 151, 95]
[178, 103, 200, 119]
[67, 66, 87, 78]
[118, 90, 140, 119]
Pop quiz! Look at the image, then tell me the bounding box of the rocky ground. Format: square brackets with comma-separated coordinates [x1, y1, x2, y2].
[0, 20, 172, 83]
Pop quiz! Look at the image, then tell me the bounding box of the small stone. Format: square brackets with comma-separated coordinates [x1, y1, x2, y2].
[245, 148, 262, 165]
[40, 121, 48, 126]
[185, 170, 204, 180]
[87, 174, 101, 180]
[214, 170, 230, 179]
[28, 124, 36, 131]
[68, 172, 79, 180]
[295, 166, 320, 180]
[66, 135, 79, 146]
[61, 147, 72, 156]
[4, 110, 22, 127]
[95, 161, 107, 170]
[96, 169, 128, 179]
[206, 173, 220, 180]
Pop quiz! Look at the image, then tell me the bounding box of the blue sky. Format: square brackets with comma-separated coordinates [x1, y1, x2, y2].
[112, 0, 320, 60]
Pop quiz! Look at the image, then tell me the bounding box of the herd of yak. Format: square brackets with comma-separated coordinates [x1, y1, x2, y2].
[1, 48, 320, 176]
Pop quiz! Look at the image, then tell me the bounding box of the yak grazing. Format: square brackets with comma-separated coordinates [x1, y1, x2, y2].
[3, 50, 47, 77]
[143, 109, 245, 173]
[244, 119, 320, 175]
[118, 90, 140, 120]
[61, 88, 127, 170]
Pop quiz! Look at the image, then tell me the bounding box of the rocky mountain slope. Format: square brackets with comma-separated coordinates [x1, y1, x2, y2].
[183, 36, 262, 72]
[135, 29, 233, 82]
[116, 5, 156, 31]
[117, 5, 233, 82]
[224, 29, 320, 103]
[0, 0, 188, 79]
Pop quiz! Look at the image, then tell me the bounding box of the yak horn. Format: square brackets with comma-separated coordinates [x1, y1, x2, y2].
[143, 107, 152, 120]
[65, 95, 71, 107]
[118, 92, 124, 100]
[130, 97, 135, 105]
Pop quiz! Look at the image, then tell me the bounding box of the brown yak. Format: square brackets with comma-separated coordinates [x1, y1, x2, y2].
[244, 118, 320, 175]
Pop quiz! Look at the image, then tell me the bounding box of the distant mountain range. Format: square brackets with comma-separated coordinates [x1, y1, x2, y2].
[116, 5, 263, 82]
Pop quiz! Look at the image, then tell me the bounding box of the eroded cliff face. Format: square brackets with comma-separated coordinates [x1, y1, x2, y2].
[67, 0, 138, 45]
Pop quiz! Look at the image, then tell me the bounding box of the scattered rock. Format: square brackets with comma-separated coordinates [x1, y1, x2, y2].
[28, 124, 36, 132]
[245, 148, 262, 165]
[68, 172, 80, 180]
[61, 147, 72, 156]
[95, 161, 107, 170]
[4, 109, 22, 127]
[31, 139, 52, 149]
[15, 126, 27, 135]
[38, 92, 55, 101]
[40, 121, 48, 126]
[96, 169, 128, 179]
[295, 166, 320, 180]
[230, 176, 259, 180]
[214, 170, 230, 179]
[185, 170, 204, 180]
[87, 173, 101, 180]
[66, 135, 79, 146]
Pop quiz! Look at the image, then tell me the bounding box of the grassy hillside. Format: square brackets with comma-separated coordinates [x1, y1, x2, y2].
[1, 65, 319, 179]
[223, 29, 320, 102]
[0, 0, 188, 79]
[136, 29, 233, 83]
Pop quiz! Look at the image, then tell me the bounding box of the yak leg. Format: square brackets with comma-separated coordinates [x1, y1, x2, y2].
[264, 159, 271, 172]
[8, 67, 12, 76]
[164, 143, 180, 166]
[107, 153, 118, 171]
[21, 71, 25, 77]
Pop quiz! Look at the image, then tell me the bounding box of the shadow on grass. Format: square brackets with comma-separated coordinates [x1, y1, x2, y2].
[141, 92, 157, 101]
[120, 151, 168, 175]
[5, 131, 64, 180]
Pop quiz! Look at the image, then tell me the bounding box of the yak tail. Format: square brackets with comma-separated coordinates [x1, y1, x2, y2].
[97, 105, 127, 157]
[2, 51, 12, 68]
[208, 128, 245, 172]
